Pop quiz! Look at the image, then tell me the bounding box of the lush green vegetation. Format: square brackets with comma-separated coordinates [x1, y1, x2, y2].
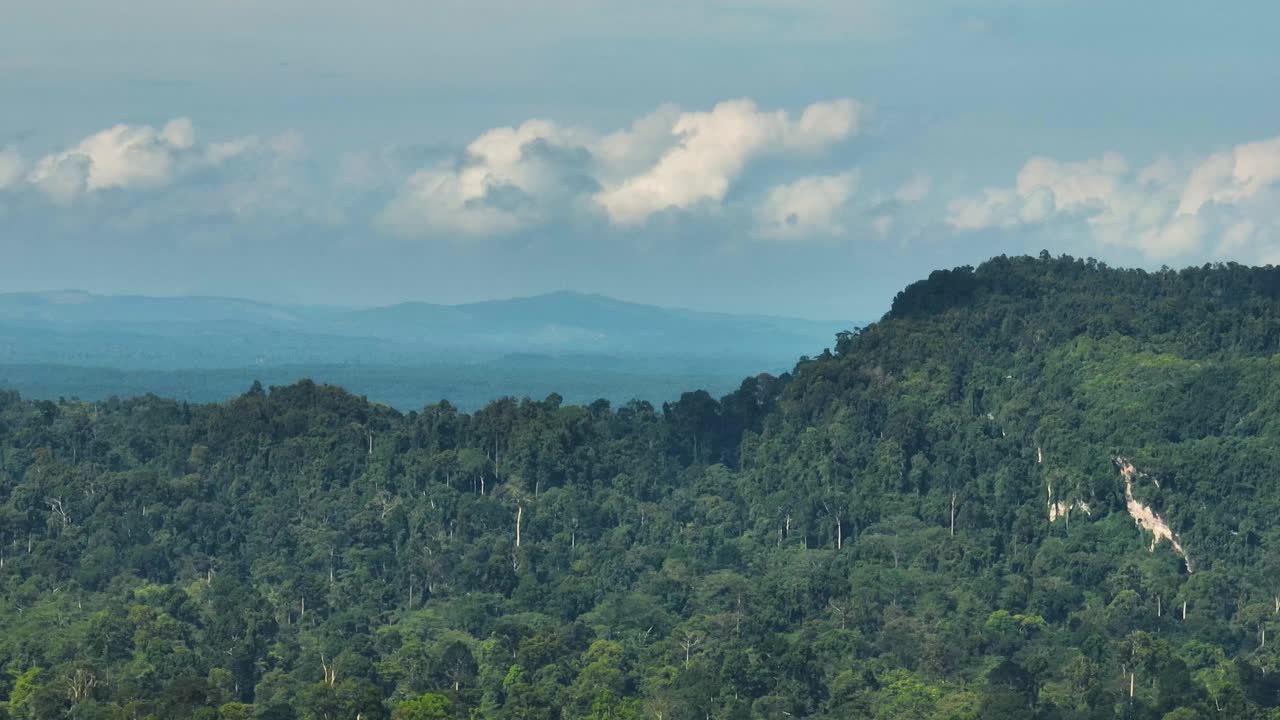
[5, 253, 1280, 719]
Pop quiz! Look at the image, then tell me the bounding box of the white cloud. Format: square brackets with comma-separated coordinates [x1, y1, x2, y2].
[593, 105, 688, 182]
[0, 148, 24, 190]
[382, 167, 529, 236]
[160, 118, 195, 150]
[753, 171, 858, 240]
[945, 135, 1280, 262]
[946, 187, 1020, 231]
[19, 119, 299, 202]
[28, 119, 193, 198]
[380, 118, 597, 237]
[1176, 137, 1280, 215]
[595, 98, 860, 225]
[382, 97, 863, 237]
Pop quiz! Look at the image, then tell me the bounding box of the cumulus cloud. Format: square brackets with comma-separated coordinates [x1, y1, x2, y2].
[380, 119, 599, 236]
[753, 171, 858, 240]
[27, 119, 195, 199]
[595, 99, 860, 225]
[12, 119, 300, 203]
[381, 97, 862, 238]
[945, 136, 1280, 262]
[1176, 137, 1280, 215]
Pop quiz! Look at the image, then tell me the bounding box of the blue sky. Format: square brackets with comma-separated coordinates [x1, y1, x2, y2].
[2, 0, 1279, 320]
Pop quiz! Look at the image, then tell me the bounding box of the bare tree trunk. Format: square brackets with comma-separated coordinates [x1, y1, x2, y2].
[515, 506, 523, 548]
[681, 631, 703, 669]
[321, 654, 337, 688]
[47, 497, 71, 529]
[950, 492, 957, 537]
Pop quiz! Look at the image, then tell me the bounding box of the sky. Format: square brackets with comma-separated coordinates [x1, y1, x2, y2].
[2, 0, 1279, 320]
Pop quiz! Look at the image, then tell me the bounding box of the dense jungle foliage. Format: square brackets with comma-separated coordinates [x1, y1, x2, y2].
[6, 253, 1280, 720]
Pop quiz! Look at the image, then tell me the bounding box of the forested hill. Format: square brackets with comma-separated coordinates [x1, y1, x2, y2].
[7, 254, 1280, 720]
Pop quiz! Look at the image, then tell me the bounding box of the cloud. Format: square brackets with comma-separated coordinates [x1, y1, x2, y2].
[15, 119, 300, 203]
[27, 119, 195, 200]
[893, 173, 931, 205]
[0, 148, 25, 190]
[206, 131, 303, 166]
[951, 153, 1137, 230]
[1176, 137, 1280, 216]
[0, 119, 314, 244]
[380, 119, 598, 236]
[595, 99, 859, 225]
[382, 97, 862, 237]
[944, 136, 1280, 262]
[753, 171, 858, 240]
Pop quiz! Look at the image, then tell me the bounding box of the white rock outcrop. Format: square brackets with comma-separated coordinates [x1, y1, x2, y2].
[1114, 457, 1192, 572]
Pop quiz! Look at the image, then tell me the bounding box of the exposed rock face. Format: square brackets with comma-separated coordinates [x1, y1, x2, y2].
[1114, 457, 1192, 573]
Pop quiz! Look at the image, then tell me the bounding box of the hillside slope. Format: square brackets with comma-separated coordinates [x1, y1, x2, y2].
[4, 254, 1280, 719]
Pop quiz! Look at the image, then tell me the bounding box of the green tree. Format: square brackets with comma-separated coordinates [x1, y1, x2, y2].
[392, 693, 452, 720]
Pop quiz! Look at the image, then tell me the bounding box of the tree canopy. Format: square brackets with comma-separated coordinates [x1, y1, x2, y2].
[4, 253, 1280, 719]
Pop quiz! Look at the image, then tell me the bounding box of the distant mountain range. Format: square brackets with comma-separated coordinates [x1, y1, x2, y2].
[0, 290, 854, 368]
[0, 290, 858, 409]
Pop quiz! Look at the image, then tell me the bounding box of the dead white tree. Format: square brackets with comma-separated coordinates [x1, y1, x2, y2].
[372, 490, 400, 521]
[47, 497, 71, 529]
[320, 654, 337, 688]
[829, 600, 850, 630]
[680, 630, 704, 669]
[822, 501, 843, 551]
[950, 491, 959, 537]
[66, 667, 97, 703]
